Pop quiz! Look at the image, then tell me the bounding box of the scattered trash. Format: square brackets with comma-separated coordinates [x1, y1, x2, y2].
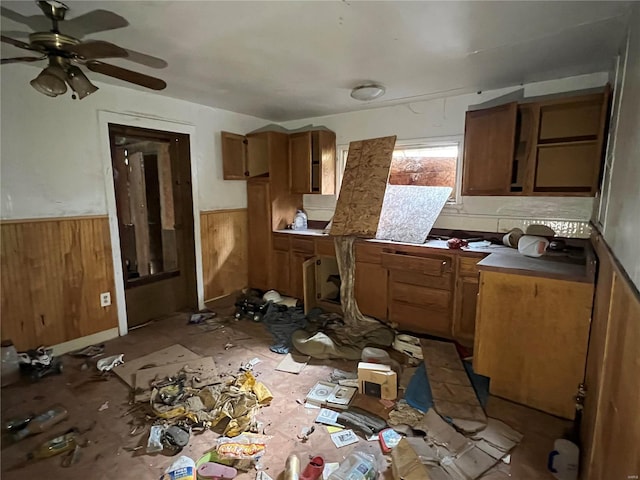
[256, 471, 274, 480]
[163, 425, 191, 453]
[327, 451, 377, 479]
[297, 425, 315, 442]
[69, 344, 105, 358]
[96, 354, 124, 372]
[225, 343, 235, 350]
[306, 381, 356, 410]
[315, 408, 341, 427]
[215, 433, 271, 462]
[329, 429, 358, 448]
[197, 462, 237, 479]
[378, 428, 403, 453]
[357, 362, 397, 401]
[27, 431, 78, 460]
[189, 311, 217, 324]
[329, 369, 358, 384]
[275, 352, 310, 374]
[322, 462, 340, 480]
[234, 293, 268, 323]
[147, 425, 165, 454]
[392, 334, 423, 360]
[11, 405, 68, 441]
[300, 455, 325, 480]
[61, 445, 82, 468]
[161, 455, 197, 480]
[18, 347, 63, 380]
[98, 401, 109, 412]
[285, 453, 301, 480]
[240, 357, 261, 372]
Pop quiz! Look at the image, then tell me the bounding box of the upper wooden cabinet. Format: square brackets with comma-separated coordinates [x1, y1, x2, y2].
[221, 131, 270, 179]
[289, 130, 336, 195]
[462, 102, 518, 195]
[462, 87, 610, 197]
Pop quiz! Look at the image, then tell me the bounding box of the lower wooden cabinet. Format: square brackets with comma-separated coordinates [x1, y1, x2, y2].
[474, 270, 593, 419]
[452, 254, 484, 346]
[272, 249, 291, 296]
[354, 261, 388, 320]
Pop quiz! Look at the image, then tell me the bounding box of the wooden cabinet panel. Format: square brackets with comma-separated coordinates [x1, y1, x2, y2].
[391, 270, 452, 290]
[290, 130, 336, 195]
[458, 255, 483, 277]
[247, 179, 271, 290]
[290, 237, 314, 254]
[355, 242, 384, 264]
[315, 236, 335, 257]
[246, 132, 270, 178]
[381, 252, 451, 276]
[289, 132, 312, 193]
[474, 271, 593, 419]
[390, 281, 450, 311]
[221, 131, 247, 180]
[462, 102, 517, 195]
[272, 233, 290, 252]
[272, 249, 291, 296]
[452, 276, 479, 346]
[354, 261, 388, 320]
[290, 251, 313, 300]
[388, 301, 451, 337]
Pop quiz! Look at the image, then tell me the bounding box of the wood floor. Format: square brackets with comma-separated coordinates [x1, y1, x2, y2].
[0, 308, 570, 479]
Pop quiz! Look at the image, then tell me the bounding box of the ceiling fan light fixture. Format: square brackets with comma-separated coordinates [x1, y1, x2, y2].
[350, 84, 386, 101]
[30, 63, 68, 97]
[66, 65, 98, 99]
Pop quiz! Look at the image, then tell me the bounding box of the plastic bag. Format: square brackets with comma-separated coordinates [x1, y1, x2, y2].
[147, 425, 165, 453]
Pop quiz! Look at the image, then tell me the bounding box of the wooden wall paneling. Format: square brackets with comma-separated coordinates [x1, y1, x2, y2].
[582, 233, 640, 479]
[200, 209, 248, 301]
[0, 217, 118, 350]
[330, 136, 396, 237]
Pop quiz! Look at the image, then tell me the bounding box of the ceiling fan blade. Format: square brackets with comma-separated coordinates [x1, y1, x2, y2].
[62, 10, 129, 39]
[1, 35, 42, 52]
[0, 7, 50, 32]
[122, 48, 168, 69]
[86, 61, 167, 91]
[64, 40, 128, 60]
[1, 55, 47, 65]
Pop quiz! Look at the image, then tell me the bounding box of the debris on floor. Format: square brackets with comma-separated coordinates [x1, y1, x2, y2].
[9, 404, 68, 441]
[68, 343, 105, 358]
[275, 352, 310, 374]
[17, 346, 63, 381]
[96, 354, 124, 372]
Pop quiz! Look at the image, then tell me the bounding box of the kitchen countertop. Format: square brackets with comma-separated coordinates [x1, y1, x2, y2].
[274, 228, 594, 282]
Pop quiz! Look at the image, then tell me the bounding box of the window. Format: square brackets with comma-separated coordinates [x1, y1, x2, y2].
[337, 138, 462, 203]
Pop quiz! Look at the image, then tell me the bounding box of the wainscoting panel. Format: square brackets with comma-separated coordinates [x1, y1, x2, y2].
[200, 209, 248, 301]
[1, 216, 117, 350]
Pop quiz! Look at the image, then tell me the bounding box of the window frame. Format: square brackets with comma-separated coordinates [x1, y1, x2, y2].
[336, 135, 464, 205]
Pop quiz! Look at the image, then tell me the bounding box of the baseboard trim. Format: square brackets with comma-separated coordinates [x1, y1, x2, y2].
[51, 328, 120, 356]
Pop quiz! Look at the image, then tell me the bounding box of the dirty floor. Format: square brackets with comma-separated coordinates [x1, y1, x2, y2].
[1, 308, 570, 479]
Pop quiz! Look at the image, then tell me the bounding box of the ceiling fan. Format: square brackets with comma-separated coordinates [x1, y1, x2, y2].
[1, 0, 167, 99]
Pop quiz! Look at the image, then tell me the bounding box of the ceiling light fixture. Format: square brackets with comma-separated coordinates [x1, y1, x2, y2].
[350, 84, 386, 101]
[29, 56, 99, 99]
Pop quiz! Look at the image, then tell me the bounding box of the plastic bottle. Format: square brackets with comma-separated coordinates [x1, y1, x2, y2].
[327, 451, 378, 480]
[285, 453, 301, 480]
[13, 405, 68, 441]
[1, 340, 21, 387]
[162, 455, 196, 480]
[293, 210, 308, 230]
[361, 347, 391, 365]
[27, 431, 77, 460]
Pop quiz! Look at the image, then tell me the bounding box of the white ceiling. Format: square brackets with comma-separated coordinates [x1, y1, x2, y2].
[1, 1, 632, 121]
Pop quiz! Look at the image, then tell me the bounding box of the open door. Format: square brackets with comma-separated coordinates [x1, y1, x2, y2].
[108, 124, 197, 327]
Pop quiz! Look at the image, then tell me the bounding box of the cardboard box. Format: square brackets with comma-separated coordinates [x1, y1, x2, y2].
[357, 362, 397, 400]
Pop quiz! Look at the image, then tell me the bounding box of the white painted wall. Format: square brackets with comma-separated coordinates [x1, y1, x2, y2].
[596, 4, 640, 289]
[283, 72, 610, 237]
[0, 64, 267, 220]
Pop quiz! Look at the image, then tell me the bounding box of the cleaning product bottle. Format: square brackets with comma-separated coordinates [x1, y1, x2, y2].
[13, 405, 68, 441]
[293, 210, 308, 230]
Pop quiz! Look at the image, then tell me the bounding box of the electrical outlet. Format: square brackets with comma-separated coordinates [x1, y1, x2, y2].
[100, 292, 111, 307]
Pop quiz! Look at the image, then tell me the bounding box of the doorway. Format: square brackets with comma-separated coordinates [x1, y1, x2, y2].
[108, 124, 197, 327]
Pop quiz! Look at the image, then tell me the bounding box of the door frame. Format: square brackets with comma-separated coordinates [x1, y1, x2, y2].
[98, 110, 205, 337]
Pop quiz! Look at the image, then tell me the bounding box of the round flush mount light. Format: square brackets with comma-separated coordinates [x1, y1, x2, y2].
[350, 84, 386, 101]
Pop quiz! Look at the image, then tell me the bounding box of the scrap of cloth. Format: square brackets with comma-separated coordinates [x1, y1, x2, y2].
[262, 303, 307, 354]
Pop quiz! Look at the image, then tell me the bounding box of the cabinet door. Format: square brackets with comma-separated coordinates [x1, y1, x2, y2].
[453, 276, 479, 346]
[247, 180, 271, 290]
[272, 249, 291, 296]
[316, 130, 336, 195]
[246, 132, 270, 177]
[289, 131, 312, 193]
[290, 251, 312, 300]
[221, 131, 247, 180]
[462, 102, 517, 195]
[355, 261, 388, 320]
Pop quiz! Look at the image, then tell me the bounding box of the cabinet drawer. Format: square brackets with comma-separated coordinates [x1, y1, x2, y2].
[458, 256, 484, 277]
[355, 242, 384, 264]
[273, 234, 290, 252]
[381, 252, 451, 276]
[291, 237, 315, 254]
[390, 282, 450, 311]
[390, 270, 452, 290]
[315, 236, 335, 257]
[389, 301, 451, 337]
